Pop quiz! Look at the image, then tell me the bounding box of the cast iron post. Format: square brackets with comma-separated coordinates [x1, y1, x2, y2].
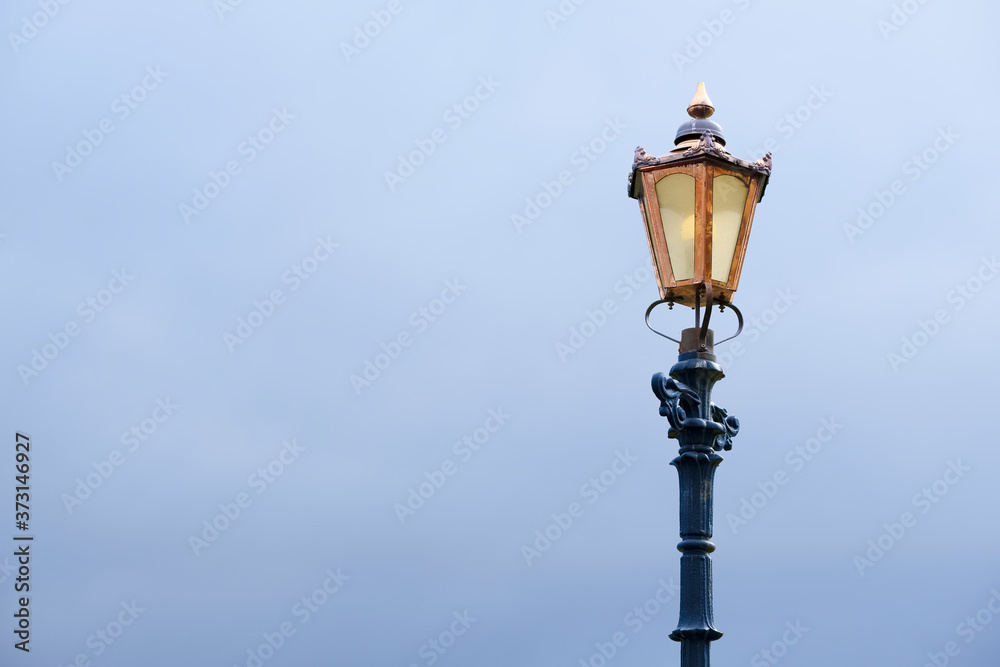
[651, 328, 739, 667]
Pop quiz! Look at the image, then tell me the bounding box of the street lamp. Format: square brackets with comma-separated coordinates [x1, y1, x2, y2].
[627, 83, 771, 667]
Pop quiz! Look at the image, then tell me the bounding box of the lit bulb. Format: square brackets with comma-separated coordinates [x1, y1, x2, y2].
[680, 214, 694, 241]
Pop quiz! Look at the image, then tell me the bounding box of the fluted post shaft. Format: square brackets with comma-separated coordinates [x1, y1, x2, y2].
[652, 341, 738, 667]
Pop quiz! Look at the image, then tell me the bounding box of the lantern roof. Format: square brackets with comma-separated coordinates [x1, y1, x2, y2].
[627, 132, 772, 200]
[627, 83, 772, 200]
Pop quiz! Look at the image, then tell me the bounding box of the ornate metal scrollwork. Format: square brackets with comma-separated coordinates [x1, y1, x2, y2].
[629, 146, 657, 195]
[710, 404, 740, 451]
[627, 139, 771, 199]
[752, 152, 773, 172]
[681, 131, 728, 160]
[652, 373, 701, 432]
[633, 146, 658, 169]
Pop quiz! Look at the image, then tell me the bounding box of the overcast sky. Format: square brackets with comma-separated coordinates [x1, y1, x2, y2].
[2, 0, 1000, 665]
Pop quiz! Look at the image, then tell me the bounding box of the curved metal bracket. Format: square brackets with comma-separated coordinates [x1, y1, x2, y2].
[647, 288, 746, 347]
[645, 299, 683, 344]
[714, 302, 744, 345]
[695, 282, 714, 349]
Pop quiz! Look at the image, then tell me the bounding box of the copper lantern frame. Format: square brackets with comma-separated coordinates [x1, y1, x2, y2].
[627, 90, 771, 312]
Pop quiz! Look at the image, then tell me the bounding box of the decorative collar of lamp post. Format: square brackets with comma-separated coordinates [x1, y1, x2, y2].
[628, 83, 771, 355]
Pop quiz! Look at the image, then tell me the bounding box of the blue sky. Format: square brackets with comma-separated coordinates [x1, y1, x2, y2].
[2, 0, 1000, 665]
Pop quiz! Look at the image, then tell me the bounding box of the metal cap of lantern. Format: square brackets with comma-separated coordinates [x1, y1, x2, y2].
[628, 83, 771, 350]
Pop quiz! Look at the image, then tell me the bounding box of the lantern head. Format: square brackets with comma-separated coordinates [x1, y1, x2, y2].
[628, 83, 771, 308]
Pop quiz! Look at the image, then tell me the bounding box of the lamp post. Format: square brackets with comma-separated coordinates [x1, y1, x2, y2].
[627, 83, 771, 667]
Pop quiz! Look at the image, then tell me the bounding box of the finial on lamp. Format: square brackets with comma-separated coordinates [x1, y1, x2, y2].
[687, 82, 715, 119]
[674, 82, 725, 147]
